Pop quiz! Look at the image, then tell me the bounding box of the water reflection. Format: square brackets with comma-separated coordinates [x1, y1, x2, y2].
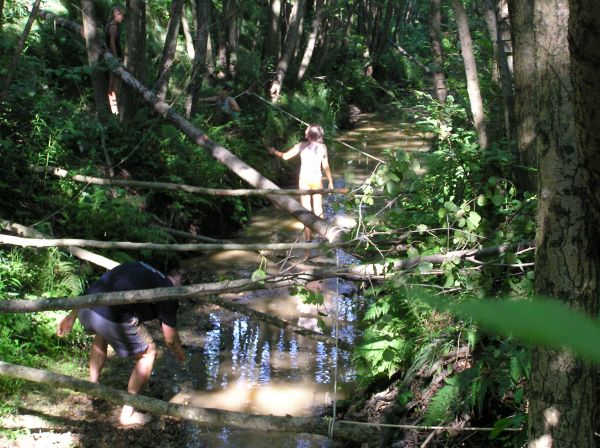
[175, 114, 420, 447]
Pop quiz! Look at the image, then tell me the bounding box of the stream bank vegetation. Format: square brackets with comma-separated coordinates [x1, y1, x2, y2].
[1, 0, 598, 447]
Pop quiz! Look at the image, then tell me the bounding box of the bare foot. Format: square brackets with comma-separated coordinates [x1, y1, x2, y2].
[119, 406, 152, 426]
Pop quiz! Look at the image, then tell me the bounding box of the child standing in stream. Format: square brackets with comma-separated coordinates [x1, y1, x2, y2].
[269, 124, 334, 244]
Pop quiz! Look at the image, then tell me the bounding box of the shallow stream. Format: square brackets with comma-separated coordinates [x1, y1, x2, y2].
[172, 114, 429, 447]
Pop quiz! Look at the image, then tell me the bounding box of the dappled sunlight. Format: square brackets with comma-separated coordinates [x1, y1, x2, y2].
[528, 406, 560, 448]
[170, 381, 345, 416]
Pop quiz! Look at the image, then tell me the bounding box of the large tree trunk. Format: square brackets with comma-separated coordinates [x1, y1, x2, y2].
[155, 0, 185, 101]
[266, 0, 282, 61]
[0, 0, 42, 99]
[121, 0, 147, 121]
[226, 0, 239, 77]
[507, 0, 536, 192]
[180, 4, 195, 59]
[0, 361, 376, 443]
[269, 0, 306, 103]
[184, 0, 210, 118]
[429, 0, 447, 104]
[527, 1, 597, 446]
[450, 0, 489, 149]
[80, 0, 110, 118]
[483, 0, 515, 140]
[371, 1, 395, 68]
[296, 0, 324, 81]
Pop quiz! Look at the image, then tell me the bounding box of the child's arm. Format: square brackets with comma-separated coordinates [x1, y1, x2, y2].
[269, 143, 300, 160]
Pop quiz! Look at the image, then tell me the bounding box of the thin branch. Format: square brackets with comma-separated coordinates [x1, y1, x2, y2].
[0, 219, 119, 270]
[0, 234, 325, 252]
[34, 166, 349, 196]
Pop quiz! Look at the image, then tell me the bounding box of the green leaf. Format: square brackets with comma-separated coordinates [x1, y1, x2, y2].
[476, 195, 487, 206]
[421, 292, 600, 363]
[467, 211, 481, 229]
[407, 246, 419, 259]
[444, 201, 459, 212]
[491, 193, 504, 206]
[251, 269, 266, 282]
[418, 262, 434, 273]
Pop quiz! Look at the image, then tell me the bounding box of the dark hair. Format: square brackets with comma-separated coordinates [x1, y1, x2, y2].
[108, 5, 125, 21]
[306, 124, 324, 143]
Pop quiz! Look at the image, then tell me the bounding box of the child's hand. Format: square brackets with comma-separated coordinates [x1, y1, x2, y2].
[268, 147, 277, 155]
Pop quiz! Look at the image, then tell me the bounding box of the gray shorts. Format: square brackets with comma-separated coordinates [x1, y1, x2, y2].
[78, 309, 153, 358]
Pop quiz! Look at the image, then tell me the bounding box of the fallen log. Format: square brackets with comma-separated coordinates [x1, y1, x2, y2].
[37, 10, 344, 244]
[0, 361, 378, 444]
[0, 277, 304, 313]
[0, 234, 325, 252]
[0, 219, 119, 270]
[0, 275, 349, 349]
[35, 166, 347, 196]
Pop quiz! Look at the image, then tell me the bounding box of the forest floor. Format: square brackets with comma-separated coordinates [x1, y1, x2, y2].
[0, 303, 206, 448]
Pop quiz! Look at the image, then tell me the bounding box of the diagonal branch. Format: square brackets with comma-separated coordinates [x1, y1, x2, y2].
[37, 10, 344, 244]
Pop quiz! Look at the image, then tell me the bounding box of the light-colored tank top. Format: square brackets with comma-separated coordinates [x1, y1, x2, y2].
[299, 142, 326, 184]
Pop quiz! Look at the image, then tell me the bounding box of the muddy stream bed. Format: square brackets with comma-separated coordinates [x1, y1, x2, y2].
[0, 114, 429, 448]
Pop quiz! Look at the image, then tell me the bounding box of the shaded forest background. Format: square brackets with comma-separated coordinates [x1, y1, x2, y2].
[1, 0, 599, 446]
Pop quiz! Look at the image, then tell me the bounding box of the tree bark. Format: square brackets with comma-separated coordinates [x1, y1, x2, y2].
[450, 0, 489, 149]
[155, 0, 185, 101]
[528, 1, 597, 446]
[226, 0, 239, 77]
[266, 0, 282, 61]
[121, 0, 146, 121]
[371, 1, 395, 67]
[483, 0, 515, 140]
[180, 4, 195, 59]
[429, 0, 447, 104]
[269, 0, 306, 103]
[507, 0, 536, 192]
[80, 0, 110, 118]
[0, 0, 42, 99]
[296, 0, 324, 82]
[568, 4, 600, 434]
[0, 361, 377, 443]
[185, 0, 210, 118]
[0, 219, 119, 270]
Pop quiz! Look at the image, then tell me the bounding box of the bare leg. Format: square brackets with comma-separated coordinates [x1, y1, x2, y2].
[108, 75, 119, 114]
[89, 334, 108, 383]
[312, 193, 324, 219]
[300, 193, 313, 242]
[119, 342, 157, 425]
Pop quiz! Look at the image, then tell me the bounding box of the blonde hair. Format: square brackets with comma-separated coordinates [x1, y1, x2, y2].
[305, 124, 324, 143]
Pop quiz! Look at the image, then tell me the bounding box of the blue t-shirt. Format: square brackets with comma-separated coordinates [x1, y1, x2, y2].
[85, 262, 178, 327]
